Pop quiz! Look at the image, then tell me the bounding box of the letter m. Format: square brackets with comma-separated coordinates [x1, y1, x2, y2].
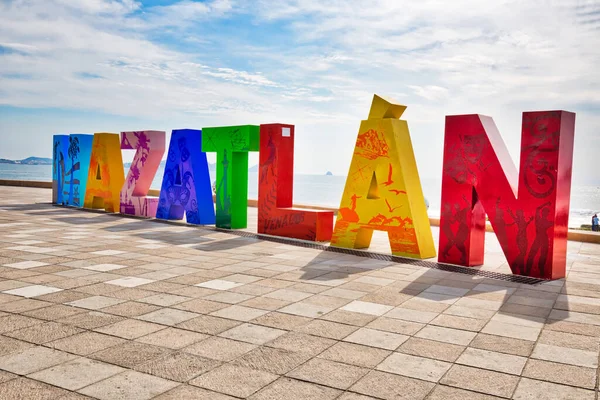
[439, 111, 575, 279]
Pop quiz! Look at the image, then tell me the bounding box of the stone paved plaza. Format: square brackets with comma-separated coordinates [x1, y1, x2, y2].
[1, 186, 600, 399]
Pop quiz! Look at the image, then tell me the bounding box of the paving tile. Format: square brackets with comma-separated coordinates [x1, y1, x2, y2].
[190, 363, 278, 398]
[288, 358, 368, 390]
[341, 300, 394, 316]
[154, 385, 237, 399]
[249, 377, 341, 400]
[210, 305, 269, 322]
[196, 279, 244, 290]
[531, 343, 598, 367]
[82, 263, 126, 272]
[5, 321, 83, 344]
[470, 333, 535, 356]
[137, 308, 198, 325]
[173, 298, 228, 313]
[57, 311, 125, 329]
[431, 314, 486, 332]
[522, 359, 596, 389]
[79, 370, 179, 400]
[3, 260, 49, 269]
[234, 346, 311, 374]
[176, 315, 241, 335]
[266, 331, 336, 356]
[376, 352, 451, 382]
[415, 325, 476, 345]
[136, 327, 208, 349]
[138, 293, 190, 306]
[481, 321, 541, 341]
[254, 312, 312, 330]
[456, 347, 527, 375]
[265, 288, 312, 302]
[512, 377, 594, 400]
[100, 301, 161, 317]
[350, 370, 434, 400]
[398, 337, 465, 362]
[384, 307, 438, 323]
[21, 304, 87, 321]
[0, 336, 34, 357]
[0, 377, 70, 400]
[105, 276, 155, 287]
[135, 352, 220, 382]
[344, 328, 409, 350]
[220, 323, 286, 345]
[0, 370, 16, 384]
[278, 301, 333, 318]
[426, 385, 502, 400]
[366, 317, 424, 335]
[66, 295, 125, 310]
[440, 364, 519, 398]
[296, 319, 358, 340]
[3, 285, 62, 298]
[90, 341, 172, 368]
[0, 346, 76, 374]
[28, 357, 125, 390]
[318, 341, 391, 368]
[48, 331, 126, 355]
[184, 337, 257, 361]
[537, 329, 599, 351]
[320, 309, 376, 326]
[90, 250, 125, 256]
[95, 318, 165, 339]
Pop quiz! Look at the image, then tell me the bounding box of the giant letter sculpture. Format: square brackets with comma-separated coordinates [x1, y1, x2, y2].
[83, 133, 125, 213]
[331, 95, 436, 258]
[120, 131, 165, 218]
[202, 125, 259, 229]
[65, 134, 93, 207]
[258, 124, 334, 241]
[155, 129, 214, 225]
[439, 111, 575, 279]
[52, 135, 69, 205]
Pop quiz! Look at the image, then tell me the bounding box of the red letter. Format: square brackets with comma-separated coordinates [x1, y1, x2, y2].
[439, 111, 575, 279]
[258, 124, 333, 241]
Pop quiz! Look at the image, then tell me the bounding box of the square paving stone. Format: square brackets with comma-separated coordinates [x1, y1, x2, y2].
[220, 323, 287, 345]
[137, 308, 198, 325]
[456, 347, 528, 375]
[234, 346, 312, 375]
[398, 337, 465, 362]
[190, 363, 278, 398]
[5, 321, 83, 344]
[523, 359, 596, 389]
[82, 263, 127, 272]
[57, 311, 125, 329]
[3, 285, 62, 298]
[376, 352, 451, 382]
[249, 377, 341, 400]
[537, 329, 600, 351]
[176, 315, 241, 335]
[0, 335, 35, 357]
[100, 301, 161, 317]
[196, 279, 244, 290]
[95, 318, 165, 339]
[66, 295, 125, 310]
[341, 300, 394, 316]
[210, 305, 269, 322]
[139, 293, 190, 306]
[512, 378, 594, 400]
[470, 333, 535, 357]
[154, 385, 238, 399]
[344, 327, 409, 350]
[279, 302, 333, 318]
[0, 298, 52, 313]
[106, 276, 155, 288]
[481, 321, 540, 341]
[173, 299, 229, 314]
[0, 346, 76, 375]
[204, 291, 253, 304]
[136, 327, 208, 349]
[318, 342, 391, 368]
[531, 343, 598, 368]
[440, 364, 519, 398]
[320, 309, 377, 326]
[28, 357, 125, 390]
[350, 370, 434, 400]
[135, 352, 221, 382]
[0, 377, 70, 400]
[415, 325, 476, 345]
[48, 331, 126, 355]
[90, 341, 172, 368]
[287, 358, 369, 390]
[0, 370, 16, 384]
[295, 319, 358, 340]
[79, 370, 178, 400]
[21, 304, 87, 321]
[184, 337, 257, 361]
[266, 332, 336, 355]
[427, 385, 505, 400]
[366, 317, 424, 336]
[253, 312, 311, 330]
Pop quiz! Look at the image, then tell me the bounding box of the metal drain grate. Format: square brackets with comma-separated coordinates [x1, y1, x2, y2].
[50, 203, 545, 285]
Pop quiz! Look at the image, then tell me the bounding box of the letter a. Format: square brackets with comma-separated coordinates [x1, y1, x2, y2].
[439, 111, 575, 279]
[331, 95, 435, 258]
[83, 133, 124, 212]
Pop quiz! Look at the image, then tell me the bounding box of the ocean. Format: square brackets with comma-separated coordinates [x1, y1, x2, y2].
[1, 163, 598, 229]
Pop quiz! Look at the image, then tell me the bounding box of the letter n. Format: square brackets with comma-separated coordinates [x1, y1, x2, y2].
[155, 129, 215, 225]
[258, 124, 334, 241]
[439, 111, 575, 279]
[83, 133, 124, 212]
[330, 95, 436, 258]
[120, 131, 165, 217]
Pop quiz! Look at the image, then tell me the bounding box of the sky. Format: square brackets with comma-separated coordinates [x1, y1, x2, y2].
[0, 0, 599, 184]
